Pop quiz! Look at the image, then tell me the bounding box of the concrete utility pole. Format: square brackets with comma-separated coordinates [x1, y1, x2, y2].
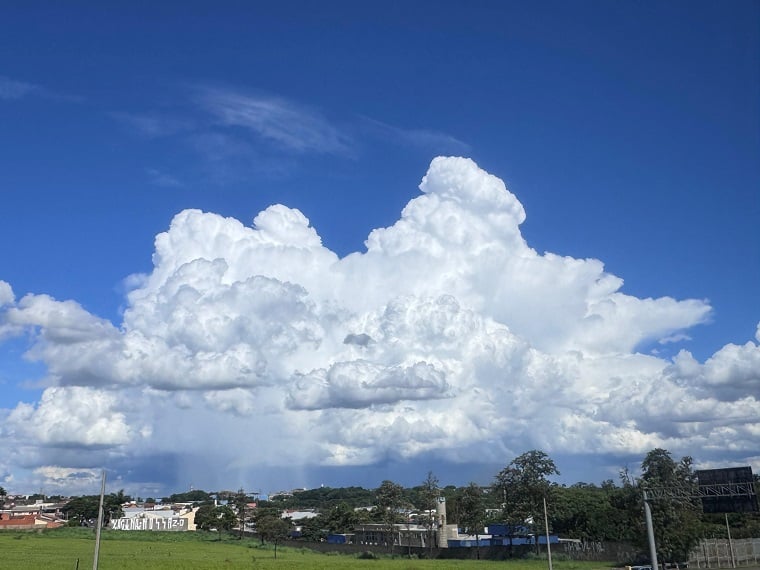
[93, 470, 106, 570]
[643, 490, 659, 570]
[543, 496, 553, 570]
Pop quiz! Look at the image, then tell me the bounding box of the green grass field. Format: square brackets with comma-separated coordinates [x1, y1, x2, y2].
[0, 529, 617, 570]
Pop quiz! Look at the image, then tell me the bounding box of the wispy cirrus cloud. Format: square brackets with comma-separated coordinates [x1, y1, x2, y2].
[194, 87, 353, 156]
[0, 76, 38, 100]
[0, 75, 82, 103]
[146, 168, 183, 188]
[110, 112, 195, 138]
[110, 85, 467, 185]
[361, 116, 470, 154]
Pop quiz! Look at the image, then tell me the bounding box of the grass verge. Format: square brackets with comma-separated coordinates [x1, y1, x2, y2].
[0, 529, 618, 570]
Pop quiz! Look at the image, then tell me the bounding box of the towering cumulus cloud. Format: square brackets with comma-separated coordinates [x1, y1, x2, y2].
[0, 157, 758, 492]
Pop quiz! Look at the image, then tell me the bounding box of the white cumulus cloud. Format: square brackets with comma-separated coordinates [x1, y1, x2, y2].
[6, 386, 133, 447]
[0, 156, 757, 493]
[0, 281, 14, 306]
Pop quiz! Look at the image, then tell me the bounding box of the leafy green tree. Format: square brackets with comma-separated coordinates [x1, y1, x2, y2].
[299, 513, 327, 541]
[166, 489, 212, 504]
[459, 483, 486, 560]
[194, 503, 216, 530]
[702, 505, 760, 540]
[257, 514, 291, 558]
[376, 480, 405, 554]
[194, 504, 238, 538]
[233, 488, 250, 538]
[323, 501, 359, 533]
[494, 450, 559, 553]
[552, 482, 630, 541]
[108, 490, 129, 518]
[216, 505, 238, 535]
[64, 495, 100, 525]
[605, 473, 644, 543]
[63, 490, 129, 526]
[267, 486, 375, 510]
[253, 503, 284, 544]
[639, 448, 701, 562]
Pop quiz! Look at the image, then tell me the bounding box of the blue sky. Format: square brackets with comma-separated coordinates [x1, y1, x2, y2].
[0, 1, 758, 497]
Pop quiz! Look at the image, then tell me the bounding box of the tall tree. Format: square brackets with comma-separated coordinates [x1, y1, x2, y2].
[420, 471, 440, 555]
[299, 513, 327, 541]
[165, 489, 211, 504]
[376, 480, 405, 554]
[63, 491, 128, 526]
[639, 448, 702, 562]
[257, 514, 291, 558]
[194, 504, 238, 539]
[234, 488, 249, 538]
[194, 503, 216, 531]
[324, 501, 359, 533]
[493, 450, 559, 552]
[552, 482, 633, 541]
[459, 483, 486, 560]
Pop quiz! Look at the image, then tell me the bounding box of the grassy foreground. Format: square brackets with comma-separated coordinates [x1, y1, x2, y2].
[0, 528, 616, 570]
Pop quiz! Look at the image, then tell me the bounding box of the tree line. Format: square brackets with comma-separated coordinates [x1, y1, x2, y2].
[50, 448, 760, 562]
[263, 448, 759, 562]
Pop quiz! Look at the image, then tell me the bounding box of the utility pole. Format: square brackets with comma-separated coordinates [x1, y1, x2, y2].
[93, 470, 106, 570]
[239, 488, 246, 540]
[543, 496, 553, 570]
[642, 490, 659, 570]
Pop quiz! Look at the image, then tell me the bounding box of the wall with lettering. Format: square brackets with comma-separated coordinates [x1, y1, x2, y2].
[110, 517, 188, 531]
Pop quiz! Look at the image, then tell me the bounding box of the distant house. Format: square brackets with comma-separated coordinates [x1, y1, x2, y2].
[0, 514, 37, 530]
[0, 499, 66, 530]
[0, 513, 64, 530]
